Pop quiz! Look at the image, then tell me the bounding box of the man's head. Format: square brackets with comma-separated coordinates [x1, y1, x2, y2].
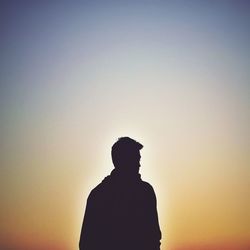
[111, 137, 143, 173]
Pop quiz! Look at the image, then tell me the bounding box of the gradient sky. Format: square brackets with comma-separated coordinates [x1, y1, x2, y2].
[1, 1, 250, 250]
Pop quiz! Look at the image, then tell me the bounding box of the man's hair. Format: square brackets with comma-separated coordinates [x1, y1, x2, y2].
[111, 137, 143, 168]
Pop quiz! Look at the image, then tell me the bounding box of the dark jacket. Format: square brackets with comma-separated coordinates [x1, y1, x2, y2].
[79, 169, 161, 250]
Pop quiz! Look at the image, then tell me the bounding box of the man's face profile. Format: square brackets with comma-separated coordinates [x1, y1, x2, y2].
[121, 150, 141, 174]
[111, 137, 143, 174]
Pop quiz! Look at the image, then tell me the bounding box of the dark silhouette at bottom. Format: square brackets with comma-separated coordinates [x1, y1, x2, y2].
[79, 137, 161, 250]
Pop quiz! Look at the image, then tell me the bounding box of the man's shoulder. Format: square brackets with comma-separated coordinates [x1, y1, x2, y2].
[87, 177, 155, 200]
[87, 179, 111, 200]
[140, 180, 155, 194]
[141, 180, 153, 188]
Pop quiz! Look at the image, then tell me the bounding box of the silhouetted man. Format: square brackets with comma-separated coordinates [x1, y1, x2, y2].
[79, 137, 161, 250]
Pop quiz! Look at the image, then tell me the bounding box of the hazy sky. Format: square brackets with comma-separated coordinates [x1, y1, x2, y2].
[1, 1, 250, 250]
